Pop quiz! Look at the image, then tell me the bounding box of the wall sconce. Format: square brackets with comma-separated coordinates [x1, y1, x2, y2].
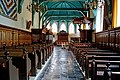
[84, 0, 105, 10]
[84, 1, 97, 10]
[26, 2, 32, 12]
[98, 0, 105, 8]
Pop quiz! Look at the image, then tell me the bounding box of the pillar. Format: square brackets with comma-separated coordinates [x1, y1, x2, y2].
[74, 24, 77, 33]
[112, 0, 118, 28]
[57, 21, 60, 32]
[96, 0, 105, 32]
[66, 21, 69, 33]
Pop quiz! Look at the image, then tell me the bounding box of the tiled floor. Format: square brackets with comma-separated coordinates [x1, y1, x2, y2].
[35, 46, 84, 80]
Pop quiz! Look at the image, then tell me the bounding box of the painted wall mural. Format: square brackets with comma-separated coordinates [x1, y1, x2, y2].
[0, 0, 17, 20]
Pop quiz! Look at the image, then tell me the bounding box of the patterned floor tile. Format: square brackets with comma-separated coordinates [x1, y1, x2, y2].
[35, 46, 84, 80]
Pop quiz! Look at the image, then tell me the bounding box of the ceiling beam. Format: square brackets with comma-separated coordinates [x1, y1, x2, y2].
[44, 14, 81, 17]
[43, 16, 77, 24]
[48, 18, 72, 21]
[48, 8, 88, 11]
[47, 0, 86, 2]
[47, 16, 77, 20]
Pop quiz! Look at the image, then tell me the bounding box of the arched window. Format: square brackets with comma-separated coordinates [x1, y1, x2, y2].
[76, 24, 80, 33]
[69, 23, 75, 34]
[52, 22, 57, 33]
[81, 24, 84, 30]
[59, 22, 67, 32]
[46, 23, 50, 30]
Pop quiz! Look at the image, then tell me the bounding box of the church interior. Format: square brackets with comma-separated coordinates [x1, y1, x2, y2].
[0, 0, 120, 80]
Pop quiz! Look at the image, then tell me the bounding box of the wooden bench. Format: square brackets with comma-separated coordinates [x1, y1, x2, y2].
[0, 43, 54, 80]
[83, 55, 120, 79]
[74, 48, 119, 79]
[0, 48, 27, 80]
[76, 48, 111, 67]
[0, 44, 39, 78]
[0, 58, 9, 80]
[91, 60, 120, 80]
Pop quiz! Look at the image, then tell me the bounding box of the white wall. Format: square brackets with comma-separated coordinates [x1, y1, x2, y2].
[0, 0, 34, 31]
[33, 12, 39, 28]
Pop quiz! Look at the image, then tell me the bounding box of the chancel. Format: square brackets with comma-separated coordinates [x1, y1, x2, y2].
[0, 0, 120, 80]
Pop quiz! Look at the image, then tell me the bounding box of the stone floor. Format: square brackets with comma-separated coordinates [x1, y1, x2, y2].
[34, 46, 84, 80]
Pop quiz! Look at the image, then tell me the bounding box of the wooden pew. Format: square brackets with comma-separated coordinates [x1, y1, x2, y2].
[73, 46, 120, 80]
[0, 44, 38, 79]
[0, 48, 28, 80]
[35, 44, 53, 69]
[83, 55, 120, 79]
[0, 58, 9, 80]
[91, 60, 120, 80]
[0, 43, 54, 80]
[15, 44, 39, 76]
[73, 47, 117, 76]
[76, 48, 111, 67]
[103, 63, 120, 80]
[80, 51, 118, 67]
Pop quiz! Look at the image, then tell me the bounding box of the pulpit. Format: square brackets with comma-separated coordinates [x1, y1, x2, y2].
[31, 28, 46, 44]
[79, 29, 94, 43]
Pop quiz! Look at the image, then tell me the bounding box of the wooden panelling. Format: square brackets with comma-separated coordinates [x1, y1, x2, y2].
[18, 31, 25, 45]
[115, 28, 120, 51]
[0, 24, 32, 48]
[109, 30, 115, 50]
[12, 30, 18, 46]
[18, 31, 31, 45]
[80, 30, 94, 43]
[95, 27, 120, 52]
[5, 29, 12, 47]
[0, 29, 2, 48]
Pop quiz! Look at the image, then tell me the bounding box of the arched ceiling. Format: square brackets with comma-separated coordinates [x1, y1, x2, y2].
[33, 0, 92, 23]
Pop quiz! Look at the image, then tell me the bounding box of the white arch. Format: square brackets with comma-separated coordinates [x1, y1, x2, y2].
[46, 23, 50, 29]
[59, 22, 67, 32]
[69, 23, 75, 34]
[76, 24, 80, 33]
[52, 22, 57, 33]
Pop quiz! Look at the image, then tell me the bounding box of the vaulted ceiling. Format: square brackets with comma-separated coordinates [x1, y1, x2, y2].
[32, 0, 95, 23]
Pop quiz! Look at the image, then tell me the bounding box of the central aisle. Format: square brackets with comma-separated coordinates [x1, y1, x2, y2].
[35, 46, 84, 80]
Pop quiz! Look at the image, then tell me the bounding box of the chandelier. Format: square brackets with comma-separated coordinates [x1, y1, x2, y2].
[84, 1, 97, 10]
[84, 0, 105, 10]
[27, 2, 47, 12]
